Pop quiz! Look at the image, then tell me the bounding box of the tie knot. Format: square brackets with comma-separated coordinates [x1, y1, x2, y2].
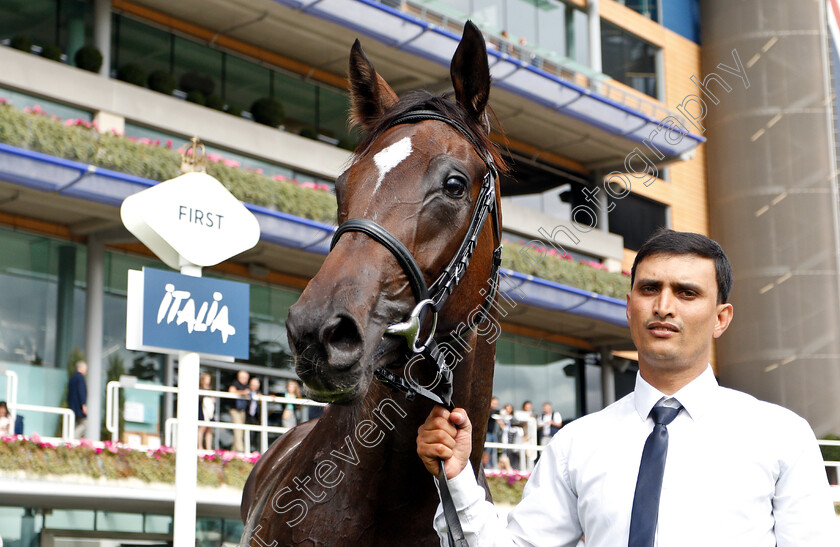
[650, 404, 681, 426]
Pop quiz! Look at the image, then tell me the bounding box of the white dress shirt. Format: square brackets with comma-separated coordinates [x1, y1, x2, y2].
[434, 366, 837, 546]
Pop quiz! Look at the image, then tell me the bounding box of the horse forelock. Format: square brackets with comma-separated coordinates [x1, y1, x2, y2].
[352, 91, 508, 174]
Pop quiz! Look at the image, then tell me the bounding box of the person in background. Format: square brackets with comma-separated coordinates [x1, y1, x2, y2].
[282, 379, 302, 428]
[67, 360, 88, 439]
[197, 372, 216, 450]
[483, 396, 502, 469]
[246, 377, 262, 451]
[0, 401, 12, 435]
[228, 370, 249, 452]
[537, 402, 563, 446]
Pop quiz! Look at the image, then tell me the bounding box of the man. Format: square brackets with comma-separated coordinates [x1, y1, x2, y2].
[228, 370, 249, 452]
[246, 377, 261, 451]
[417, 230, 837, 546]
[67, 360, 87, 438]
[483, 396, 502, 469]
[537, 402, 562, 446]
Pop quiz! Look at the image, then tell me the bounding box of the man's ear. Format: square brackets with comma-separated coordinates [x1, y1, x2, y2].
[713, 303, 734, 338]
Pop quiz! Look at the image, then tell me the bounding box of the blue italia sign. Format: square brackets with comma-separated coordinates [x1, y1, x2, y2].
[126, 267, 249, 359]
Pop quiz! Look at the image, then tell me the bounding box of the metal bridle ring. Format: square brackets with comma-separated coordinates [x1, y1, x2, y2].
[385, 299, 438, 353]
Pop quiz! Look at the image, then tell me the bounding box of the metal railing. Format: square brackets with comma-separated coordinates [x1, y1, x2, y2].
[2, 369, 76, 441]
[393, 0, 677, 122]
[105, 376, 326, 453]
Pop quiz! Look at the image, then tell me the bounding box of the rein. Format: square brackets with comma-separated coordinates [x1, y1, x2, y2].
[330, 109, 501, 547]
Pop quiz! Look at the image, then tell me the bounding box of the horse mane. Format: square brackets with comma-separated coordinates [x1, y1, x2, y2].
[352, 90, 509, 174]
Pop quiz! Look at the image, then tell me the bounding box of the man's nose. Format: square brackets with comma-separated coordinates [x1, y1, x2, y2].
[653, 290, 675, 317]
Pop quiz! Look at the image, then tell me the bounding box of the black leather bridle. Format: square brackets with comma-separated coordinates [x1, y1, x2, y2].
[330, 109, 502, 547]
[330, 109, 502, 410]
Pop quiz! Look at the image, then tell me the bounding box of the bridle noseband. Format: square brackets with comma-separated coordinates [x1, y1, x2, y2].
[329, 109, 503, 409]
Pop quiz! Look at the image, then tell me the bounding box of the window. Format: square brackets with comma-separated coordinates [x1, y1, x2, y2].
[607, 192, 668, 251]
[617, 0, 659, 22]
[600, 21, 659, 98]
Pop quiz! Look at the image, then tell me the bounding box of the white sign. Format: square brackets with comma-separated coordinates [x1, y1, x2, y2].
[120, 171, 260, 269]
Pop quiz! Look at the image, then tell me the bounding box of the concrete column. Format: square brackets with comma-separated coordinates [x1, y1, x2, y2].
[55, 246, 76, 371]
[84, 235, 105, 441]
[600, 348, 615, 408]
[93, 0, 112, 77]
[587, 0, 602, 73]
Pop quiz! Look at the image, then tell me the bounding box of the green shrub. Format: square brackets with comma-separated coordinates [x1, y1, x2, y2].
[299, 127, 319, 140]
[205, 94, 225, 111]
[74, 45, 103, 72]
[821, 434, 840, 462]
[179, 72, 215, 96]
[0, 103, 631, 297]
[226, 104, 243, 117]
[10, 35, 33, 53]
[186, 91, 206, 106]
[250, 97, 284, 128]
[147, 70, 176, 95]
[117, 63, 147, 87]
[40, 44, 63, 62]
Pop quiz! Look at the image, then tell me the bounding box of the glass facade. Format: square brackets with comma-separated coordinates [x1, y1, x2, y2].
[414, 0, 590, 67]
[600, 20, 660, 98]
[0, 506, 244, 546]
[494, 333, 583, 421]
[109, 14, 357, 146]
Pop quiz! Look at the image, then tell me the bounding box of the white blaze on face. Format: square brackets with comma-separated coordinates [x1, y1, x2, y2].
[373, 136, 413, 192]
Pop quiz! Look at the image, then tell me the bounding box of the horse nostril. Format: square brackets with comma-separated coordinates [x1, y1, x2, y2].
[321, 315, 364, 371]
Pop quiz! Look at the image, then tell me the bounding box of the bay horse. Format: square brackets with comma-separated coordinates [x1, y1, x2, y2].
[240, 21, 507, 546]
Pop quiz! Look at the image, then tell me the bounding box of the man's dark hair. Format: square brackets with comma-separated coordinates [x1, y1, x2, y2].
[630, 229, 733, 304]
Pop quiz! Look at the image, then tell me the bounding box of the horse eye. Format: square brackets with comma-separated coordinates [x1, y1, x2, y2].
[443, 175, 467, 198]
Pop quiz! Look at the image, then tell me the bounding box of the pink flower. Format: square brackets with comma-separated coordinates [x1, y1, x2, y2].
[206, 153, 223, 163]
[166, 139, 173, 148]
[222, 159, 241, 168]
[0, 97, 6, 104]
[64, 119, 75, 127]
[30, 432, 41, 444]
[23, 107, 31, 114]
[272, 175, 288, 182]
[92, 120, 98, 130]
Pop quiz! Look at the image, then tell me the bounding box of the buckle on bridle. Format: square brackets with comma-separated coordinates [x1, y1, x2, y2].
[385, 298, 438, 353]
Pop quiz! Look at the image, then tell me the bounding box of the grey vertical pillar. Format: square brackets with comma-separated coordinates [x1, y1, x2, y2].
[164, 354, 176, 428]
[587, 0, 602, 73]
[85, 235, 105, 441]
[701, 0, 840, 435]
[55, 246, 76, 371]
[600, 348, 615, 408]
[93, 0, 111, 77]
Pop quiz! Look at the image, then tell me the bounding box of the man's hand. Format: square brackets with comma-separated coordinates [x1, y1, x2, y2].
[417, 406, 472, 480]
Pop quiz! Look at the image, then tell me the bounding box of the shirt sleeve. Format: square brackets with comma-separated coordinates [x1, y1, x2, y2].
[432, 438, 583, 547]
[773, 417, 839, 546]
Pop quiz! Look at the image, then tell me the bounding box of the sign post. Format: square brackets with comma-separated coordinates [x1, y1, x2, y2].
[121, 139, 259, 546]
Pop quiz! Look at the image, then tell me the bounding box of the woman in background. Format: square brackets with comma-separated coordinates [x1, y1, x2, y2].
[197, 372, 216, 449]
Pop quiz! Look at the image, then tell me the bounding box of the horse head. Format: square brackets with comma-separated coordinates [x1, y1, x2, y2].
[286, 21, 504, 405]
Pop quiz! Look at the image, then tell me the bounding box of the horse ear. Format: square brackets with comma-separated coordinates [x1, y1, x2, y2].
[348, 39, 399, 131]
[450, 21, 491, 133]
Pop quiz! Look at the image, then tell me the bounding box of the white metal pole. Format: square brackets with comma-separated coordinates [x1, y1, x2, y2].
[173, 350, 200, 546]
[173, 261, 201, 547]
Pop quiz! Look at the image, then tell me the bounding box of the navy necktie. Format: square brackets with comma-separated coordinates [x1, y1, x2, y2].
[628, 402, 682, 547]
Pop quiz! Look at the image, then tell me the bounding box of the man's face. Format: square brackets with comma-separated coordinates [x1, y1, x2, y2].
[542, 403, 552, 414]
[627, 254, 733, 386]
[490, 397, 499, 410]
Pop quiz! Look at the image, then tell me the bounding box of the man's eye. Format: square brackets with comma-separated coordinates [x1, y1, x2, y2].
[443, 176, 467, 198]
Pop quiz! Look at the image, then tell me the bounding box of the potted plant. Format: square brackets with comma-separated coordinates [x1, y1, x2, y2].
[10, 35, 33, 53]
[74, 45, 103, 73]
[186, 91, 206, 105]
[179, 72, 215, 96]
[250, 97, 284, 128]
[117, 63, 147, 87]
[40, 44, 63, 62]
[205, 94, 225, 112]
[147, 70, 176, 95]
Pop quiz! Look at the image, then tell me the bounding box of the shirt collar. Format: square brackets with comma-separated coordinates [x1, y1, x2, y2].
[634, 365, 718, 422]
